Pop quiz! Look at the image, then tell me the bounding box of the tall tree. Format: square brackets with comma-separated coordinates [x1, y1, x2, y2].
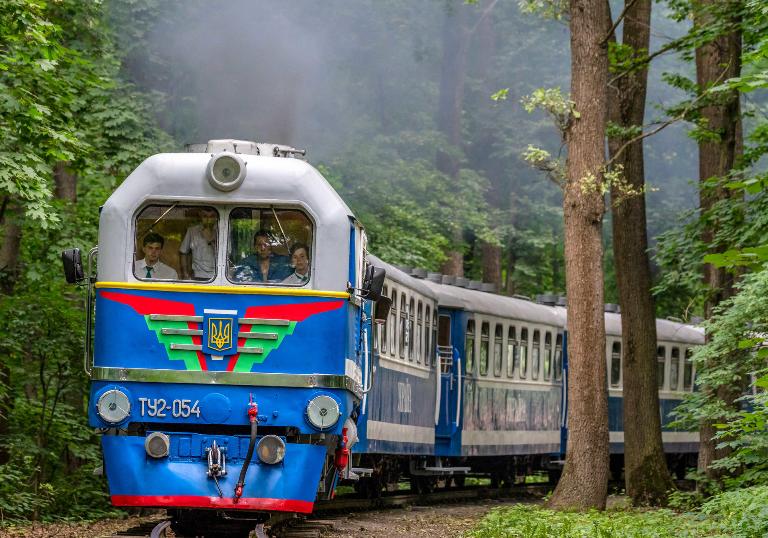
[436, 1, 471, 276]
[605, 0, 674, 505]
[693, 0, 744, 480]
[547, 0, 611, 510]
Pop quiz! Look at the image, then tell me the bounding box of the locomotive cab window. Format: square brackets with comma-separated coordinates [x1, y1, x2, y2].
[134, 204, 218, 282]
[227, 207, 313, 286]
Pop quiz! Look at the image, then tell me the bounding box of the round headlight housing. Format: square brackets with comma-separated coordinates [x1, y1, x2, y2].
[206, 152, 246, 191]
[145, 432, 170, 458]
[96, 389, 131, 424]
[306, 395, 341, 430]
[257, 435, 286, 465]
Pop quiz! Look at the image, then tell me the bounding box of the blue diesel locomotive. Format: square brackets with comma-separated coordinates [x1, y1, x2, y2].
[62, 139, 701, 524]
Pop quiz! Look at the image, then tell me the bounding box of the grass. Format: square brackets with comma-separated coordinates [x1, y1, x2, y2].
[468, 485, 768, 538]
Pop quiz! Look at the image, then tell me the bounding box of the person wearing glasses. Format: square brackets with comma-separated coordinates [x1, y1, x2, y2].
[134, 233, 178, 280]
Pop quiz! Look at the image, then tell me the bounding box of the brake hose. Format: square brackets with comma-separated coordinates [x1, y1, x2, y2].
[234, 401, 258, 502]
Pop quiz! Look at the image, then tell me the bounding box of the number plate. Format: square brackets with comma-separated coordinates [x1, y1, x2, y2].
[138, 398, 201, 418]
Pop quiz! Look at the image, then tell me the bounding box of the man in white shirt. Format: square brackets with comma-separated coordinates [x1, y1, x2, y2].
[179, 208, 217, 280]
[134, 233, 178, 280]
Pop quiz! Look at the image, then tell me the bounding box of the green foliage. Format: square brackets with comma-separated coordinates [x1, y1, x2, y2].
[517, 0, 568, 21]
[320, 134, 498, 269]
[470, 487, 768, 538]
[468, 504, 719, 537]
[0, 0, 176, 524]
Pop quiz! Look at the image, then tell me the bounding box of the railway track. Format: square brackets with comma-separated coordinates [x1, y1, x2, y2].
[110, 483, 549, 538]
[111, 480, 693, 537]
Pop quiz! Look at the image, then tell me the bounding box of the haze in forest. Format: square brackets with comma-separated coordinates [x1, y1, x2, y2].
[115, 0, 699, 272]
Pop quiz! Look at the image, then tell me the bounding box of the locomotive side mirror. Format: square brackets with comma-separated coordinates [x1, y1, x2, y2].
[361, 265, 385, 301]
[62, 248, 84, 284]
[373, 296, 392, 325]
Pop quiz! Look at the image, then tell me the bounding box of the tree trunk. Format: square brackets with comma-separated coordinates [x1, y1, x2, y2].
[436, 1, 470, 274]
[547, 0, 610, 511]
[0, 202, 22, 295]
[481, 241, 501, 287]
[606, 0, 674, 505]
[693, 0, 743, 481]
[53, 161, 77, 203]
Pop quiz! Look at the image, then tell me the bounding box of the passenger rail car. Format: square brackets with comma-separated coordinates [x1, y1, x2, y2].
[62, 139, 702, 523]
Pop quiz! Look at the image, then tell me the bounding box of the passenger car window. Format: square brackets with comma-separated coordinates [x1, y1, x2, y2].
[227, 207, 313, 286]
[670, 347, 680, 390]
[416, 301, 423, 364]
[408, 298, 416, 361]
[507, 326, 518, 378]
[554, 334, 563, 381]
[479, 322, 490, 376]
[380, 285, 388, 354]
[425, 305, 431, 368]
[610, 341, 621, 387]
[544, 332, 552, 381]
[399, 293, 407, 360]
[134, 204, 217, 282]
[684, 348, 694, 391]
[493, 325, 503, 377]
[657, 346, 666, 389]
[520, 328, 529, 378]
[531, 330, 540, 380]
[465, 319, 475, 374]
[389, 289, 397, 355]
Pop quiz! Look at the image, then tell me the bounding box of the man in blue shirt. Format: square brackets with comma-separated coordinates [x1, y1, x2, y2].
[238, 230, 290, 283]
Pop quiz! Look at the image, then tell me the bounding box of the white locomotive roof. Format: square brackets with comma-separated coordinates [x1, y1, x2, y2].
[97, 150, 355, 291]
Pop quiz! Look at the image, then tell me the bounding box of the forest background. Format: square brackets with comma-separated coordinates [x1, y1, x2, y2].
[0, 0, 767, 526]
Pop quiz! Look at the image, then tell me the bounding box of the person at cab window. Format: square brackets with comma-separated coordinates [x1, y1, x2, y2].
[282, 243, 310, 285]
[179, 207, 217, 280]
[135, 233, 178, 280]
[239, 230, 291, 283]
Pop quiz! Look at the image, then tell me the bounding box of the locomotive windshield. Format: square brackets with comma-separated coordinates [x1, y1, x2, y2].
[227, 207, 314, 286]
[133, 204, 218, 282]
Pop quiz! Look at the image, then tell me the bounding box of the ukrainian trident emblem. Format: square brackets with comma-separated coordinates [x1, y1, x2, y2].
[208, 318, 232, 351]
[202, 309, 238, 357]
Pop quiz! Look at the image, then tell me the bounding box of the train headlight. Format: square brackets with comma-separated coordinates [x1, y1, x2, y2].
[306, 395, 341, 430]
[145, 432, 170, 458]
[257, 435, 286, 465]
[96, 389, 131, 424]
[207, 152, 246, 191]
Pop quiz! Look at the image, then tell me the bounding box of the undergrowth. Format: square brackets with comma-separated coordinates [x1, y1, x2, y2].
[468, 485, 768, 538]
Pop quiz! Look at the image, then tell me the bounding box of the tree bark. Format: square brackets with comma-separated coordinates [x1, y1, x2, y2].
[694, 0, 743, 480]
[0, 202, 22, 295]
[606, 0, 674, 505]
[481, 241, 501, 287]
[547, 0, 610, 511]
[53, 161, 77, 203]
